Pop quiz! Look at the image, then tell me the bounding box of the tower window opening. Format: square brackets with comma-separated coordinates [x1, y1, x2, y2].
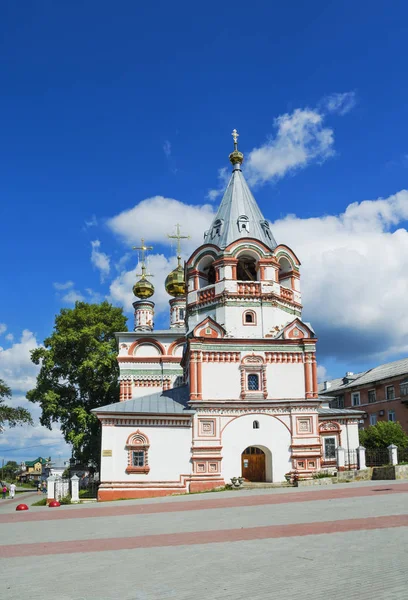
[248, 374, 259, 391]
[207, 265, 216, 285]
[244, 311, 255, 324]
[237, 215, 250, 233]
[237, 256, 257, 281]
[179, 308, 185, 320]
[253, 420, 260, 429]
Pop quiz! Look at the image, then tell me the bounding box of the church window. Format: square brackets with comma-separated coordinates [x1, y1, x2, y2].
[132, 451, 145, 467]
[237, 215, 250, 233]
[324, 437, 336, 460]
[179, 308, 185, 320]
[126, 431, 150, 474]
[244, 310, 256, 325]
[248, 374, 259, 391]
[253, 420, 260, 429]
[237, 256, 257, 281]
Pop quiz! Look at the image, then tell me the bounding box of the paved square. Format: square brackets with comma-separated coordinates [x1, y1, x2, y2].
[1, 481, 407, 600]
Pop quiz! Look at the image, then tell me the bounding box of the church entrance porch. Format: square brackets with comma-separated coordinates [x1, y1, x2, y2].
[241, 447, 266, 482]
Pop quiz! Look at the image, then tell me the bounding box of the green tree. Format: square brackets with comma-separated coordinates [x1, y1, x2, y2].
[0, 379, 33, 432]
[27, 301, 128, 465]
[2, 460, 19, 481]
[359, 421, 408, 449]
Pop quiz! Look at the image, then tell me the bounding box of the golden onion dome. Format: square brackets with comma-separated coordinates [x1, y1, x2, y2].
[133, 276, 155, 299]
[165, 265, 186, 297]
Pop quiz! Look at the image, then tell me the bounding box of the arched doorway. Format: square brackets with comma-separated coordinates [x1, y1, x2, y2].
[241, 447, 266, 482]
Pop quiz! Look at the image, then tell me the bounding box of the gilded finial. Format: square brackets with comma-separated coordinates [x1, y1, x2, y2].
[165, 224, 189, 297]
[132, 239, 155, 298]
[229, 128, 244, 168]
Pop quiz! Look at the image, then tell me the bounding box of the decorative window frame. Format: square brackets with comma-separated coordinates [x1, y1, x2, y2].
[319, 421, 341, 462]
[240, 355, 267, 400]
[243, 310, 257, 326]
[125, 430, 150, 474]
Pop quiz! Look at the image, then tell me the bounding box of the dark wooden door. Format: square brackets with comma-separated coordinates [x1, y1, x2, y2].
[241, 447, 266, 482]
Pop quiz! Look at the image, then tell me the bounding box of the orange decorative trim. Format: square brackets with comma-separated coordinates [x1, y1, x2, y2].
[312, 354, 318, 398]
[120, 356, 181, 363]
[167, 337, 186, 356]
[196, 352, 202, 399]
[128, 339, 166, 356]
[202, 352, 240, 362]
[304, 354, 313, 399]
[265, 352, 304, 363]
[237, 281, 261, 296]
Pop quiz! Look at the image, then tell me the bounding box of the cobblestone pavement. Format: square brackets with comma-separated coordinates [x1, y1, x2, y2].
[1, 481, 407, 600]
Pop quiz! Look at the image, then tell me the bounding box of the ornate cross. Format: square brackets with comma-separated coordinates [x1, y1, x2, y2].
[232, 128, 239, 150]
[167, 224, 190, 266]
[132, 238, 153, 278]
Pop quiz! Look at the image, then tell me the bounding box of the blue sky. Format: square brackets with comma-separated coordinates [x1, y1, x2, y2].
[1, 1, 408, 462]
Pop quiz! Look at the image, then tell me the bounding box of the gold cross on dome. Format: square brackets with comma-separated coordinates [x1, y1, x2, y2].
[132, 238, 154, 277]
[232, 128, 239, 149]
[168, 224, 190, 266]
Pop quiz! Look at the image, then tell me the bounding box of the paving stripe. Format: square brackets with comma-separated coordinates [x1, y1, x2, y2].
[1, 514, 406, 558]
[1, 483, 407, 524]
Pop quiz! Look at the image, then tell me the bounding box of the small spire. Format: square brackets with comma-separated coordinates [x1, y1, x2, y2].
[167, 224, 190, 268]
[229, 128, 244, 169]
[132, 238, 154, 279]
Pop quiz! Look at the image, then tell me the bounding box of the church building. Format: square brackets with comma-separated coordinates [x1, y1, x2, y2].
[94, 131, 361, 501]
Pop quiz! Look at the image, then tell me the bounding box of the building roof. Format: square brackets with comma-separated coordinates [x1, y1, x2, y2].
[319, 357, 408, 395]
[24, 457, 49, 467]
[92, 385, 195, 415]
[318, 407, 365, 417]
[203, 165, 277, 250]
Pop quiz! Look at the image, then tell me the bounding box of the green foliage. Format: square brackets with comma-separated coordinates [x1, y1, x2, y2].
[0, 379, 33, 432]
[2, 460, 19, 481]
[27, 301, 127, 465]
[31, 498, 47, 506]
[59, 494, 71, 504]
[359, 421, 408, 449]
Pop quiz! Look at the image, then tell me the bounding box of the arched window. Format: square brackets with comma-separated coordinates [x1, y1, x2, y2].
[278, 256, 293, 289]
[237, 215, 250, 233]
[125, 431, 150, 474]
[253, 420, 260, 429]
[243, 310, 256, 325]
[237, 256, 257, 281]
[207, 265, 216, 285]
[248, 374, 259, 391]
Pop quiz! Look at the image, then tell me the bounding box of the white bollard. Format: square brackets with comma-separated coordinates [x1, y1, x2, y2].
[388, 444, 398, 466]
[336, 446, 346, 471]
[47, 476, 56, 501]
[70, 475, 79, 502]
[357, 446, 366, 470]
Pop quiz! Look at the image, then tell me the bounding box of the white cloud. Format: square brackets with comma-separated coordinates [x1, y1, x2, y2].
[107, 196, 215, 254]
[0, 323, 6, 335]
[0, 420, 70, 462]
[272, 189, 408, 360]
[323, 91, 357, 116]
[163, 140, 171, 158]
[317, 365, 328, 383]
[91, 240, 110, 282]
[61, 289, 85, 304]
[245, 108, 335, 186]
[207, 167, 230, 201]
[0, 330, 40, 392]
[5, 333, 14, 342]
[84, 214, 98, 229]
[53, 281, 74, 290]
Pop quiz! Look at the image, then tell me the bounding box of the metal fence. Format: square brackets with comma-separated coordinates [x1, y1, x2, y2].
[365, 448, 390, 467]
[398, 447, 408, 464]
[344, 449, 358, 469]
[79, 480, 99, 499]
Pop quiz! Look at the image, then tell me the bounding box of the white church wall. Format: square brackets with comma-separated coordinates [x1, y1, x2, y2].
[221, 414, 292, 483]
[267, 363, 305, 398]
[340, 421, 360, 451]
[100, 424, 192, 482]
[201, 363, 241, 400]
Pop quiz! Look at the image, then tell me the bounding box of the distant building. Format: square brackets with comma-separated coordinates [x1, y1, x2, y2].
[42, 459, 70, 479]
[17, 457, 50, 483]
[319, 358, 408, 431]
